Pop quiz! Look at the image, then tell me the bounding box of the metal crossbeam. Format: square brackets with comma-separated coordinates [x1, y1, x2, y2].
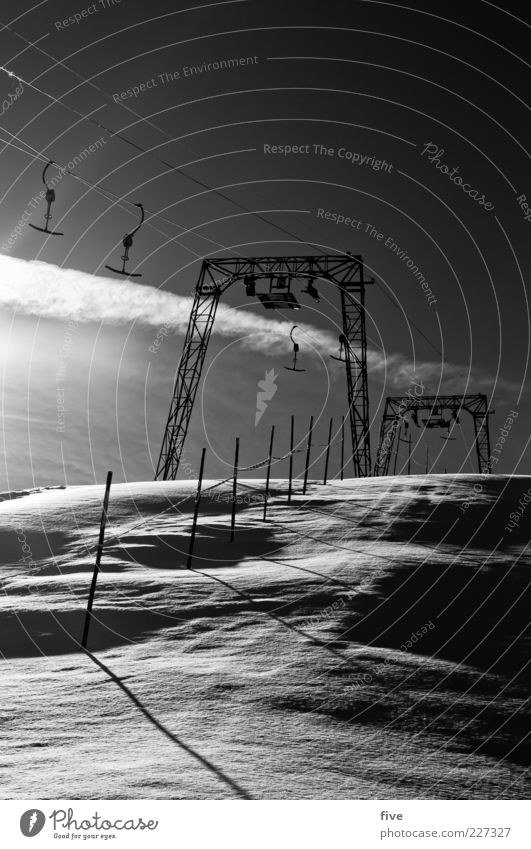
[374, 393, 493, 475]
[155, 255, 372, 480]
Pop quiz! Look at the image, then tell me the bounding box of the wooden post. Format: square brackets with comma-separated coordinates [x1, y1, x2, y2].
[81, 470, 112, 650]
[302, 415, 314, 495]
[187, 448, 206, 569]
[323, 417, 333, 485]
[340, 415, 345, 481]
[230, 437, 240, 541]
[262, 425, 275, 521]
[288, 415, 294, 504]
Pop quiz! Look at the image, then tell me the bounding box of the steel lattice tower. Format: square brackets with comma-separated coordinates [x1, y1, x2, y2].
[155, 255, 373, 480]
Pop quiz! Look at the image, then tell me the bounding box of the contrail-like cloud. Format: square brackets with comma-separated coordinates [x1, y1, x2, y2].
[0, 255, 501, 391]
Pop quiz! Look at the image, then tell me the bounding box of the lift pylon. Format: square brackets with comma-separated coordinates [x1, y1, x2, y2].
[155, 255, 372, 480]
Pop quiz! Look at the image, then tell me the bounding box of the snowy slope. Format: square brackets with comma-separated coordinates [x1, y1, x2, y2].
[0, 474, 529, 799]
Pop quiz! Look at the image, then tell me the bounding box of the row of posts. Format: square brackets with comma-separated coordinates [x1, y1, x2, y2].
[81, 415, 346, 650]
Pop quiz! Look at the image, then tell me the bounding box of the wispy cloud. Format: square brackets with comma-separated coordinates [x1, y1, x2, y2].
[0, 255, 506, 392]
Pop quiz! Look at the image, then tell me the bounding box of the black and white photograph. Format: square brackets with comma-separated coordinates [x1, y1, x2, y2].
[0, 0, 529, 844]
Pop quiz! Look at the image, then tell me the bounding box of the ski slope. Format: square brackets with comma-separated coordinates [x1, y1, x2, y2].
[0, 474, 529, 799]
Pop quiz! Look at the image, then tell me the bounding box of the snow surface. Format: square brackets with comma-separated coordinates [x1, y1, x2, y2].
[0, 474, 529, 799]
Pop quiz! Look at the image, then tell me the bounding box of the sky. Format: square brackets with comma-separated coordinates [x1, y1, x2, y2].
[0, 0, 529, 489]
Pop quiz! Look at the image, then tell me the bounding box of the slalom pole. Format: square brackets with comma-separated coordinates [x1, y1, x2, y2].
[302, 415, 314, 495]
[187, 447, 206, 569]
[81, 470, 112, 650]
[230, 437, 240, 542]
[263, 425, 275, 521]
[323, 417, 333, 485]
[288, 415, 294, 504]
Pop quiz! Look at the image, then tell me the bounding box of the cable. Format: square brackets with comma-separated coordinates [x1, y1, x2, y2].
[0, 123, 247, 255]
[0, 123, 283, 273]
[1, 20, 317, 248]
[1, 23, 452, 364]
[0, 56, 318, 252]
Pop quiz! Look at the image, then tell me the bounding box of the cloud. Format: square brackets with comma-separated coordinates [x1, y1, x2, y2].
[0, 254, 503, 392]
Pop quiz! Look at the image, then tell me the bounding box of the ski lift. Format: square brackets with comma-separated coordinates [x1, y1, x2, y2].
[302, 276, 320, 302]
[331, 333, 348, 362]
[284, 325, 306, 372]
[105, 203, 145, 277]
[28, 161, 64, 236]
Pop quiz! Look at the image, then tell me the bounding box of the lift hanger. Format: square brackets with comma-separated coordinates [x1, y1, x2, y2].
[28, 161, 64, 236]
[105, 203, 145, 277]
[284, 325, 306, 372]
[301, 276, 320, 302]
[330, 333, 348, 362]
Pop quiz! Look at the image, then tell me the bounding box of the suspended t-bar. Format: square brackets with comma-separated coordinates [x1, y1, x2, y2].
[263, 425, 275, 521]
[28, 161, 64, 236]
[288, 415, 295, 503]
[323, 418, 333, 485]
[105, 203, 145, 277]
[302, 415, 314, 495]
[187, 447, 206, 568]
[230, 437, 240, 542]
[81, 470, 112, 650]
[284, 326, 306, 372]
